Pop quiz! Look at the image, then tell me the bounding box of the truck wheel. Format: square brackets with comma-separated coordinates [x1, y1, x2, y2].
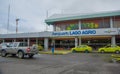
[1, 50, 7, 57]
[72, 50, 76, 53]
[18, 51, 24, 59]
[101, 50, 104, 53]
[28, 54, 34, 58]
[85, 50, 89, 53]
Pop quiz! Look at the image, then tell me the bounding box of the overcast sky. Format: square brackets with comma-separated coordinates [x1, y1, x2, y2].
[0, 0, 120, 34]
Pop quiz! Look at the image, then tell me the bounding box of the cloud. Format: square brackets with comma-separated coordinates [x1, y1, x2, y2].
[0, 0, 120, 34]
[59, 0, 120, 13]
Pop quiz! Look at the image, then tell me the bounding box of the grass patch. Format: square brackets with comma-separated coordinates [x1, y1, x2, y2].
[39, 50, 71, 55]
[111, 54, 120, 63]
[102, 54, 120, 63]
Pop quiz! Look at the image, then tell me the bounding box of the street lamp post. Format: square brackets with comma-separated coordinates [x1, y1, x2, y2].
[16, 18, 19, 33]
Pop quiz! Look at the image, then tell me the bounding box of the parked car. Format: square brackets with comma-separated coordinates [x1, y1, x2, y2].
[0, 42, 39, 59]
[71, 45, 92, 53]
[98, 45, 120, 53]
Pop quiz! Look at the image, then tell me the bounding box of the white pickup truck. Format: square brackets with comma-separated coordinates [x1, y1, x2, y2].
[0, 42, 39, 59]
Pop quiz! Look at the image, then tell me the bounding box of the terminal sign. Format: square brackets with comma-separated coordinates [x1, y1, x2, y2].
[52, 30, 96, 36]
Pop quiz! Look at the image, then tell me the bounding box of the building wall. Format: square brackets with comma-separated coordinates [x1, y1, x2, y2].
[53, 16, 120, 31]
[113, 16, 120, 28]
[81, 17, 110, 29]
[1, 15, 120, 50]
[54, 20, 79, 31]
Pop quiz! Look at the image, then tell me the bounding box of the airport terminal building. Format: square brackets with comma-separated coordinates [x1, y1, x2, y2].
[0, 10, 120, 50]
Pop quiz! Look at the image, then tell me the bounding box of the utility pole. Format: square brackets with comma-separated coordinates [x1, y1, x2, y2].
[16, 18, 19, 33]
[7, 4, 10, 34]
[46, 10, 48, 31]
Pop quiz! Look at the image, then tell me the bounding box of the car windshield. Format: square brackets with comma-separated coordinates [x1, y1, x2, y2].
[77, 45, 86, 48]
[104, 45, 117, 48]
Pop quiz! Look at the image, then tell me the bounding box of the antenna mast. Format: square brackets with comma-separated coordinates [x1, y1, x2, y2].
[7, 4, 10, 33]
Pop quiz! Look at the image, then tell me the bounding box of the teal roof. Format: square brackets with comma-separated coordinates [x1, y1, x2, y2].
[45, 10, 120, 25]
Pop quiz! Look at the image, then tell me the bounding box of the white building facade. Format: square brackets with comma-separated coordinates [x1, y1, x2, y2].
[0, 10, 120, 50]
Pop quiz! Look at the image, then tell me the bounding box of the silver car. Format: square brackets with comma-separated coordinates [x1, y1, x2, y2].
[0, 42, 39, 59]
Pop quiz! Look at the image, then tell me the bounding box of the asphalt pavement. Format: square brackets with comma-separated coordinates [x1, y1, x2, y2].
[0, 53, 120, 74]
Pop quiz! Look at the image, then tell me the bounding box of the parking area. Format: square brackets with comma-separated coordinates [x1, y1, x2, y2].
[0, 53, 120, 74]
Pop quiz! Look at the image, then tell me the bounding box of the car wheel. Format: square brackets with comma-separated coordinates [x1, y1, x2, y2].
[28, 54, 34, 58]
[115, 50, 120, 54]
[72, 50, 76, 53]
[1, 50, 7, 57]
[101, 50, 104, 53]
[85, 50, 89, 53]
[18, 51, 24, 59]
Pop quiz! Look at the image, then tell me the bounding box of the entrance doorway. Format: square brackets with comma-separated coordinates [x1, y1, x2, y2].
[81, 36, 111, 50]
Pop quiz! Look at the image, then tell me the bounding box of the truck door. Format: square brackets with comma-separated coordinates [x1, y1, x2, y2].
[6, 43, 13, 53]
[8, 42, 18, 54]
[12, 42, 18, 53]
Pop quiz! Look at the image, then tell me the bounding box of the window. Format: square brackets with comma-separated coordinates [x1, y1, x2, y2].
[14, 43, 18, 47]
[114, 21, 120, 28]
[81, 18, 110, 29]
[19, 43, 28, 47]
[55, 24, 79, 31]
[113, 16, 120, 28]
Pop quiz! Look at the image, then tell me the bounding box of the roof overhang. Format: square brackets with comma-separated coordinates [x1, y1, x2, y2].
[45, 10, 120, 25]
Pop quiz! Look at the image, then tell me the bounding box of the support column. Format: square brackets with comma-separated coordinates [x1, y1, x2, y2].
[23, 38, 25, 42]
[44, 38, 49, 51]
[53, 24, 56, 31]
[110, 17, 113, 28]
[27, 38, 30, 46]
[36, 38, 38, 44]
[75, 37, 78, 47]
[2, 39, 5, 43]
[79, 37, 82, 45]
[111, 36, 116, 45]
[110, 17, 116, 45]
[14, 39, 16, 42]
[78, 20, 82, 46]
[78, 20, 81, 30]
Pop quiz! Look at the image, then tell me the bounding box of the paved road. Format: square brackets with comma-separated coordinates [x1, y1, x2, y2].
[0, 53, 120, 74]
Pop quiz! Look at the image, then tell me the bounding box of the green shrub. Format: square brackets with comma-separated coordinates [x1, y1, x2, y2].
[38, 44, 44, 51]
[32, 44, 44, 51]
